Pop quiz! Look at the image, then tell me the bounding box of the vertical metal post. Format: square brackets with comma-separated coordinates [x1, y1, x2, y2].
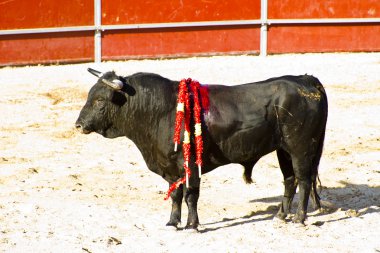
[94, 0, 102, 63]
[260, 0, 268, 57]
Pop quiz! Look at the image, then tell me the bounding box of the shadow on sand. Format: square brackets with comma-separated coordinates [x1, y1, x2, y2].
[199, 181, 379, 233]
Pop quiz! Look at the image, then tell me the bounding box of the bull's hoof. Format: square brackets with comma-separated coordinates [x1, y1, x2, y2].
[166, 221, 181, 229]
[184, 226, 199, 233]
[184, 223, 199, 230]
[292, 215, 306, 225]
[275, 211, 287, 221]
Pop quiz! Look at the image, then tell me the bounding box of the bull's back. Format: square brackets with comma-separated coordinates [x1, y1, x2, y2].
[202, 75, 327, 166]
[203, 82, 281, 164]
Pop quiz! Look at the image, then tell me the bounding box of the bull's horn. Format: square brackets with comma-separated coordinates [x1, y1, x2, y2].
[102, 79, 123, 90]
[87, 68, 103, 77]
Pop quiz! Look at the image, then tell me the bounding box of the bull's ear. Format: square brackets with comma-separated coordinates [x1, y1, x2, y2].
[111, 91, 127, 106]
[119, 77, 136, 96]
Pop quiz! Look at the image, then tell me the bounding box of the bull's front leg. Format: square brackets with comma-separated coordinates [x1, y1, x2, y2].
[166, 184, 183, 228]
[184, 186, 200, 229]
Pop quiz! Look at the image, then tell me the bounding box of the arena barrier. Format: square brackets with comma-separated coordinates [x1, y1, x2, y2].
[0, 0, 379, 65]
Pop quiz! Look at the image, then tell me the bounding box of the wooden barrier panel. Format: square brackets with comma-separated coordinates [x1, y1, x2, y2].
[102, 26, 260, 60]
[267, 0, 380, 54]
[0, 32, 94, 66]
[0, 0, 379, 65]
[0, 0, 93, 65]
[0, 0, 93, 29]
[102, 0, 260, 24]
[268, 24, 380, 54]
[101, 0, 261, 60]
[268, 0, 379, 18]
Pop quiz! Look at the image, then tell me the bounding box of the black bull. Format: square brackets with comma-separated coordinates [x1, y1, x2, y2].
[75, 69, 328, 229]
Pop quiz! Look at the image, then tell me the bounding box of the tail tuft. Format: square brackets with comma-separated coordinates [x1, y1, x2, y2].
[243, 167, 254, 184]
[310, 176, 322, 209]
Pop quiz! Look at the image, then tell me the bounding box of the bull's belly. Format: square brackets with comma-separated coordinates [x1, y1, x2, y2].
[210, 129, 277, 164]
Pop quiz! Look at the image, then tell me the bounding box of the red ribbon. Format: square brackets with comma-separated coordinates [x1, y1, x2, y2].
[165, 78, 205, 200]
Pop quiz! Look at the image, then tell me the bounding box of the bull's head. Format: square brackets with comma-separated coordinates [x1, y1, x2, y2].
[75, 68, 134, 138]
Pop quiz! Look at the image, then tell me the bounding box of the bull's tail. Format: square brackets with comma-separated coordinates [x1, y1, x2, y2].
[242, 160, 258, 184]
[309, 77, 328, 210]
[243, 166, 254, 184]
[310, 133, 324, 210]
[310, 132, 325, 210]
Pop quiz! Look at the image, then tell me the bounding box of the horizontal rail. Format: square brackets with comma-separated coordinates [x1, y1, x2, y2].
[101, 19, 262, 31]
[0, 20, 261, 36]
[0, 26, 95, 35]
[268, 18, 380, 25]
[1, 18, 379, 36]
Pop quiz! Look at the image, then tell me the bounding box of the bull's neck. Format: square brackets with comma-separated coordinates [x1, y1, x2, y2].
[118, 80, 177, 146]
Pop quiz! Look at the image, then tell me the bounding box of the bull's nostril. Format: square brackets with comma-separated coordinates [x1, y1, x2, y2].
[75, 123, 84, 133]
[75, 122, 91, 134]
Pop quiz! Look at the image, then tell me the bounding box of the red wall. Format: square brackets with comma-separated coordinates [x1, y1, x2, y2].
[0, 0, 94, 65]
[0, 0, 93, 29]
[0, 0, 379, 66]
[267, 0, 380, 53]
[268, 24, 380, 54]
[101, 0, 261, 60]
[1, 32, 94, 65]
[102, 0, 260, 24]
[268, 0, 379, 19]
[102, 27, 260, 60]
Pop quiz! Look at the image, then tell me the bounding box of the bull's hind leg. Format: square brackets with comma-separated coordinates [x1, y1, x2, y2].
[276, 149, 297, 220]
[167, 184, 183, 228]
[290, 156, 313, 224]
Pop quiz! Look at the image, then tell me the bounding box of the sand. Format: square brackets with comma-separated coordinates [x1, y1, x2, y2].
[0, 53, 379, 252]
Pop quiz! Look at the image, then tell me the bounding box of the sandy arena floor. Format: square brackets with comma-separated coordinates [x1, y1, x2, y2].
[0, 53, 379, 252]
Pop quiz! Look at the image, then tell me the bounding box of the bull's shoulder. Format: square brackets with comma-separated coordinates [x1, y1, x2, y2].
[127, 72, 177, 86]
[128, 72, 166, 79]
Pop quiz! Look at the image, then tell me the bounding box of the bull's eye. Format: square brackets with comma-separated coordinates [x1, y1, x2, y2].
[93, 98, 105, 107]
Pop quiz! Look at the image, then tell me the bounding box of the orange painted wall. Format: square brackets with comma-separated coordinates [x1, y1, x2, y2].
[268, 24, 380, 54]
[0, 32, 94, 66]
[101, 0, 261, 60]
[102, 26, 260, 60]
[0, 0, 379, 65]
[0, 0, 93, 29]
[102, 0, 261, 24]
[0, 0, 94, 65]
[267, 0, 380, 54]
[268, 0, 379, 19]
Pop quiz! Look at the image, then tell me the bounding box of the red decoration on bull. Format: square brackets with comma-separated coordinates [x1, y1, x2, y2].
[165, 78, 206, 200]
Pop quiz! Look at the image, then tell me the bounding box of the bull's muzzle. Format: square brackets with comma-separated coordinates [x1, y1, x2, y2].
[75, 121, 91, 134]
